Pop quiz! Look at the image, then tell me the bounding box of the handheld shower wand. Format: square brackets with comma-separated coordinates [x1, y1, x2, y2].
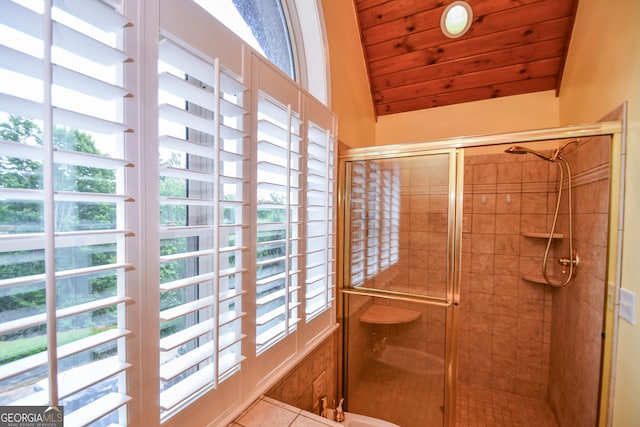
[504, 139, 579, 287]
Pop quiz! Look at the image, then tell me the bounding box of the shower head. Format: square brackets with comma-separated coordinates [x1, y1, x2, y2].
[504, 145, 554, 162]
[505, 139, 579, 162]
[504, 146, 531, 155]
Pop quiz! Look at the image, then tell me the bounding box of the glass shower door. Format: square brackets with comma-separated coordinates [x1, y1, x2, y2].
[341, 150, 461, 427]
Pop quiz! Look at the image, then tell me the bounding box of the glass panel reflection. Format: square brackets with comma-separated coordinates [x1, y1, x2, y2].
[348, 154, 450, 299]
[346, 295, 446, 426]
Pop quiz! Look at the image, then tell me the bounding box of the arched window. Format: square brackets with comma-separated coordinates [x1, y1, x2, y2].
[194, 0, 329, 104]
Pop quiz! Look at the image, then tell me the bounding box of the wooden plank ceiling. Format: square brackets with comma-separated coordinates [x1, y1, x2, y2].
[354, 0, 578, 116]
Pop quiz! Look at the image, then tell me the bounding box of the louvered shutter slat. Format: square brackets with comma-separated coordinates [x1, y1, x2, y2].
[0, 328, 130, 381]
[160, 341, 215, 381]
[160, 364, 214, 411]
[0, 295, 131, 335]
[64, 393, 131, 427]
[53, 22, 131, 66]
[53, 0, 130, 32]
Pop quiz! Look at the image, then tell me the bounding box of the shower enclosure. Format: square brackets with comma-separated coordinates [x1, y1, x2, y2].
[337, 122, 624, 427]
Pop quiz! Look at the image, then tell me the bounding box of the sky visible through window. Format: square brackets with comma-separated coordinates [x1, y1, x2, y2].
[194, 0, 295, 79]
[194, 0, 266, 55]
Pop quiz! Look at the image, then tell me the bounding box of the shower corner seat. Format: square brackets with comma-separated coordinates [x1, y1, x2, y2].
[359, 304, 422, 324]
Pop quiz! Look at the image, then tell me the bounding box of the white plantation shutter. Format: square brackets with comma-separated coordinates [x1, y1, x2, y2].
[389, 166, 401, 265]
[155, 1, 337, 422]
[365, 162, 381, 279]
[348, 160, 401, 287]
[157, 34, 248, 416]
[377, 163, 401, 270]
[0, 0, 134, 425]
[379, 168, 392, 270]
[305, 122, 336, 320]
[255, 94, 302, 353]
[349, 161, 366, 286]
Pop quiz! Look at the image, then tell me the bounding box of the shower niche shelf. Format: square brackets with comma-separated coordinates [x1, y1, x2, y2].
[521, 274, 550, 285]
[520, 232, 566, 284]
[522, 231, 565, 239]
[360, 304, 422, 325]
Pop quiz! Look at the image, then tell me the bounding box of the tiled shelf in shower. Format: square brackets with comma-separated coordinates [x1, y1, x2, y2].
[520, 273, 550, 285]
[520, 232, 565, 285]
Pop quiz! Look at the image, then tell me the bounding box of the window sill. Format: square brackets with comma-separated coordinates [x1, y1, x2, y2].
[219, 322, 339, 426]
[231, 395, 341, 426]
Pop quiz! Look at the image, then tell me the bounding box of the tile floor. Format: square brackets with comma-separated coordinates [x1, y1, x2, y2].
[348, 353, 558, 427]
[455, 382, 558, 427]
[234, 380, 557, 427]
[348, 356, 445, 426]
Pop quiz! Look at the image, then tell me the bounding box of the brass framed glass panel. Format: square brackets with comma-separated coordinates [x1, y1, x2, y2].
[339, 148, 462, 427]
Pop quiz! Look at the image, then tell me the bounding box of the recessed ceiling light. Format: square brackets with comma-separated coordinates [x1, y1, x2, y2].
[441, 1, 473, 38]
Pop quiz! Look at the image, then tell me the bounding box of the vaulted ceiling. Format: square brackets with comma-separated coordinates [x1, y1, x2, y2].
[354, 0, 579, 116]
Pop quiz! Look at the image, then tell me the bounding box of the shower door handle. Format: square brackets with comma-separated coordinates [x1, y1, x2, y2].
[342, 288, 452, 308]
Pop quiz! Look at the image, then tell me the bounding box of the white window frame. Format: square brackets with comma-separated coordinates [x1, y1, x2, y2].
[0, 0, 335, 425]
[146, 0, 337, 425]
[286, 0, 331, 105]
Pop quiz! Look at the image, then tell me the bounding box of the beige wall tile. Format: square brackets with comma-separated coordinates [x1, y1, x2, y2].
[497, 162, 522, 184]
[495, 234, 519, 255]
[496, 192, 521, 214]
[495, 213, 521, 235]
[474, 163, 498, 185]
[522, 161, 549, 183]
[471, 213, 496, 234]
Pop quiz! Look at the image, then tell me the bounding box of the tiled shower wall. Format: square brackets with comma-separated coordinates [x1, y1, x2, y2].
[459, 137, 610, 426]
[459, 151, 556, 399]
[548, 136, 610, 426]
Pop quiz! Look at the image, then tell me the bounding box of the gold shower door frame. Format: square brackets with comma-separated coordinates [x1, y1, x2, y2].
[339, 147, 463, 427]
[337, 120, 624, 427]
